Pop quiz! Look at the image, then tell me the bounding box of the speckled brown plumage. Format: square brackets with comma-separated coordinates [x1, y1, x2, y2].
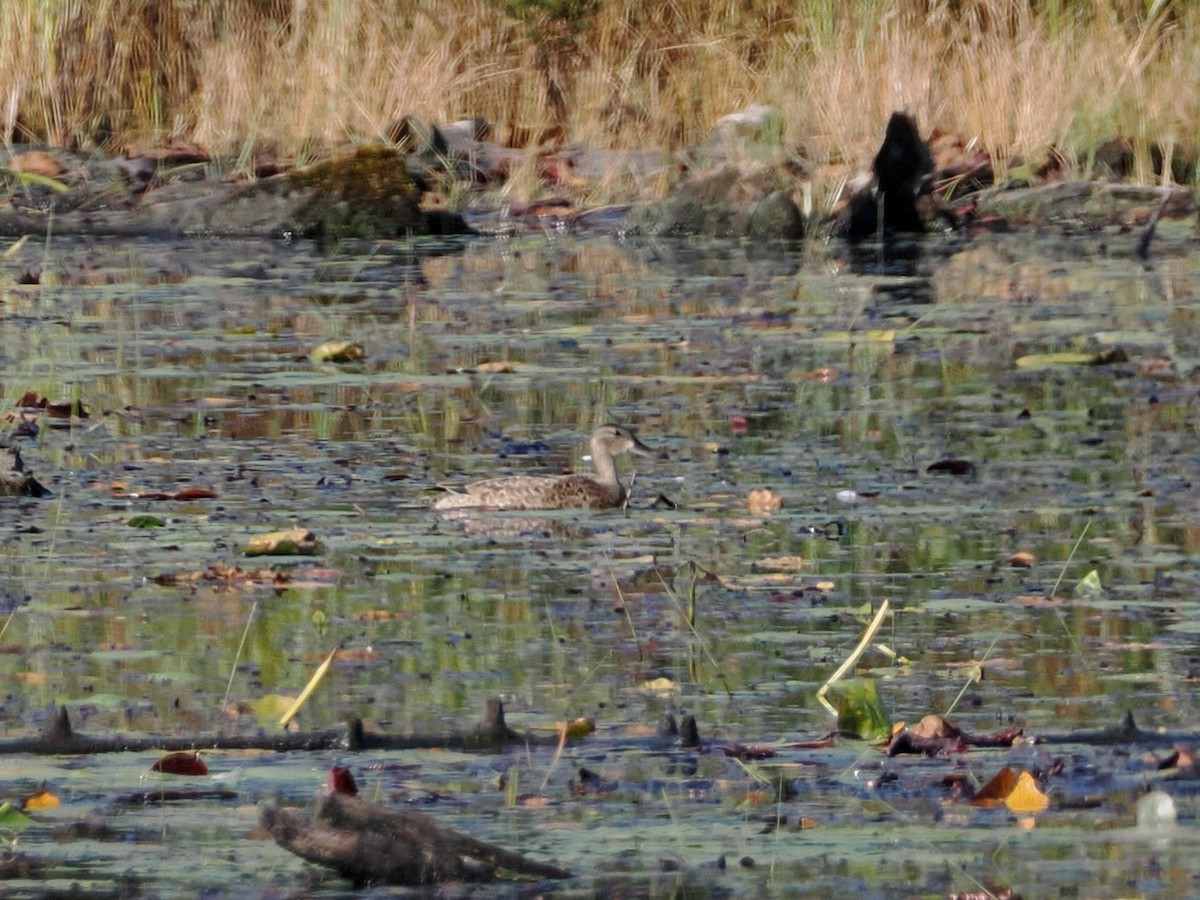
[434, 424, 653, 511]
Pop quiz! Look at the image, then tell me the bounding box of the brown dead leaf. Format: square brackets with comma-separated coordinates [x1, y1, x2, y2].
[910, 714, 963, 739]
[154, 565, 287, 588]
[753, 555, 808, 572]
[747, 488, 781, 516]
[10, 150, 64, 177]
[1156, 745, 1198, 772]
[474, 360, 521, 373]
[1139, 357, 1177, 379]
[886, 715, 969, 756]
[971, 766, 1019, 808]
[244, 528, 322, 557]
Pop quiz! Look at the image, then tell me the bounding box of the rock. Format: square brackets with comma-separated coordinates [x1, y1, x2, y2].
[0, 144, 472, 239]
[635, 162, 804, 240]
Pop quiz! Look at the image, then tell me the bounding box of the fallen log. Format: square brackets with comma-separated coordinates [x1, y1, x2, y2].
[261, 791, 571, 885]
[0, 698, 561, 756]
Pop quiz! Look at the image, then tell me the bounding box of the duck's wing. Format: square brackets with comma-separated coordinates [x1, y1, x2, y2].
[433, 475, 562, 511]
[542, 475, 620, 509]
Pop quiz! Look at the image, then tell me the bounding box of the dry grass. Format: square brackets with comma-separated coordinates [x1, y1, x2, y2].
[0, 0, 1196, 191]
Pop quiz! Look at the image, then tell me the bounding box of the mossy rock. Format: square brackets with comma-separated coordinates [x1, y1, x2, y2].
[283, 145, 424, 240]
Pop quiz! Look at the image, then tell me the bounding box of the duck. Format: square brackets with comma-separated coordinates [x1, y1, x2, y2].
[434, 424, 654, 511]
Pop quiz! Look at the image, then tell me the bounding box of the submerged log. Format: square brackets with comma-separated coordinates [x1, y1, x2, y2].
[0, 699, 562, 756]
[261, 791, 572, 886]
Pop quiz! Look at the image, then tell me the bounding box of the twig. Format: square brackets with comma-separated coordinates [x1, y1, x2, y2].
[222, 600, 257, 710]
[816, 600, 891, 717]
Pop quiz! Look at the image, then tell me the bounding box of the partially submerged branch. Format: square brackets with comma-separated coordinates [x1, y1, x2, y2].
[261, 791, 572, 886]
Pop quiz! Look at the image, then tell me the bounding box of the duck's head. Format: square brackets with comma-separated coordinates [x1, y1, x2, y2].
[591, 423, 657, 460]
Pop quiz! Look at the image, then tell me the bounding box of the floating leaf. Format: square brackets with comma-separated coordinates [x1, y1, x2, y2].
[21, 789, 60, 811]
[310, 340, 365, 364]
[1074, 569, 1103, 600]
[151, 751, 209, 776]
[244, 528, 322, 557]
[746, 488, 781, 516]
[639, 676, 677, 696]
[1015, 348, 1127, 370]
[474, 360, 523, 373]
[0, 801, 33, 831]
[825, 678, 891, 741]
[126, 515, 166, 528]
[754, 555, 808, 572]
[563, 717, 595, 739]
[1005, 770, 1049, 813]
[885, 714, 969, 756]
[971, 766, 1019, 808]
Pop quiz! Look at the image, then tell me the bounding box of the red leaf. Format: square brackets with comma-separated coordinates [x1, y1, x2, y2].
[151, 751, 208, 776]
[172, 488, 218, 501]
[327, 765, 358, 796]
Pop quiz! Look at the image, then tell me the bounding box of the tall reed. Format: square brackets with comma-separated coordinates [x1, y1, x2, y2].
[0, 0, 1194, 187]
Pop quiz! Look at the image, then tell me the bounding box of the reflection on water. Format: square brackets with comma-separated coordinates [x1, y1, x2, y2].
[0, 223, 1199, 893]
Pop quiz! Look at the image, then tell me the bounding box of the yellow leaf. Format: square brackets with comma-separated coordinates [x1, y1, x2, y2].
[310, 340, 365, 364]
[753, 555, 808, 572]
[639, 677, 677, 696]
[1005, 770, 1049, 814]
[22, 789, 60, 811]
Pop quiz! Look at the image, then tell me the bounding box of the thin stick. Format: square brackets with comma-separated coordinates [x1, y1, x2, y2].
[280, 647, 337, 728]
[1049, 519, 1091, 599]
[222, 601, 257, 710]
[0, 604, 17, 643]
[609, 565, 640, 659]
[816, 600, 891, 717]
[537, 720, 570, 795]
[946, 520, 1092, 717]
